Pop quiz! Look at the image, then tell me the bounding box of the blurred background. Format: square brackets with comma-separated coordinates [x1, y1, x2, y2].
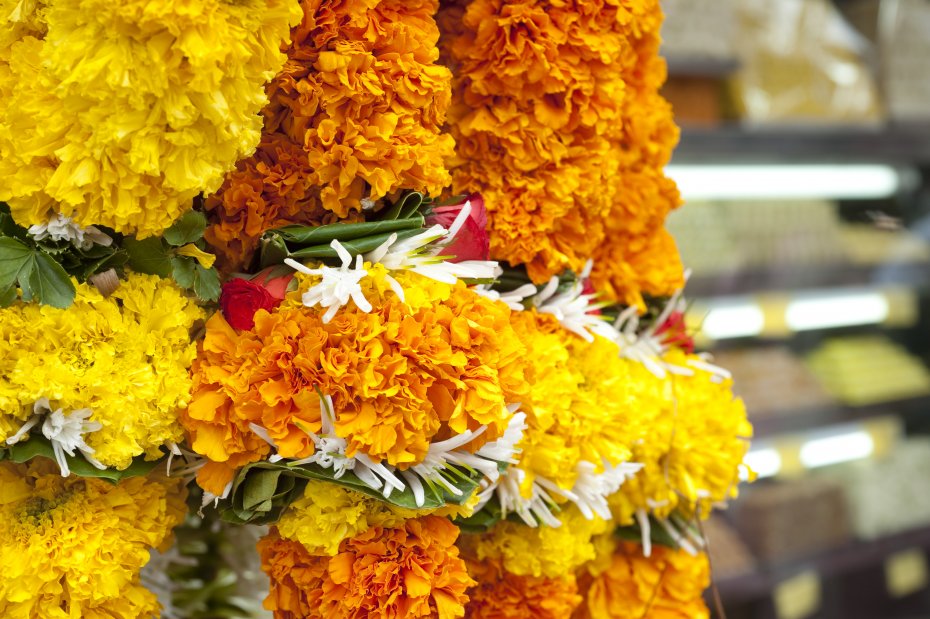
[659, 0, 930, 617]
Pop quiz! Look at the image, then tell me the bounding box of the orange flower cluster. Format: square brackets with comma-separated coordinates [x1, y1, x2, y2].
[440, 0, 683, 308]
[575, 542, 711, 619]
[463, 558, 582, 619]
[181, 276, 527, 487]
[205, 0, 455, 271]
[259, 516, 474, 619]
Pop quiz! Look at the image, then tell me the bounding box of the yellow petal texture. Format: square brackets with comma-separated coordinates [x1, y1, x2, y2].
[462, 505, 613, 579]
[0, 273, 205, 469]
[0, 459, 187, 618]
[509, 310, 641, 494]
[610, 350, 753, 523]
[0, 0, 301, 237]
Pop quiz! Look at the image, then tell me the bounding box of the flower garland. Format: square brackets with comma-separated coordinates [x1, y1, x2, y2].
[462, 558, 582, 619]
[439, 0, 683, 308]
[0, 274, 204, 470]
[575, 541, 712, 619]
[0, 0, 301, 237]
[259, 515, 474, 619]
[0, 459, 187, 617]
[204, 0, 455, 271]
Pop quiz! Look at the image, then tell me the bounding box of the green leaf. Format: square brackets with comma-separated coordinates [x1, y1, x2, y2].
[270, 216, 424, 246]
[125, 236, 172, 277]
[78, 248, 128, 280]
[0, 207, 29, 242]
[219, 459, 485, 525]
[614, 515, 688, 550]
[164, 210, 208, 246]
[380, 191, 426, 221]
[455, 500, 503, 534]
[171, 256, 196, 288]
[0, 284, 16, 307]
[5, 436, 162, 483]
[259, 234, 290, 269]
[193, 264, 221, 302]
[288, 228, 426, 260]
[28, 252, 75, 308]
[0, 236, 34, 290]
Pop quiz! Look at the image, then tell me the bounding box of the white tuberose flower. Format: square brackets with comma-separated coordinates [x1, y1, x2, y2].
[532, 263, 615, 342]
[364, 201, 501, 298]
[6, 398, 104, 477]
[28, 213, 112, 251]
[285, 240, 372, 323]
[473, 283, 538, 311]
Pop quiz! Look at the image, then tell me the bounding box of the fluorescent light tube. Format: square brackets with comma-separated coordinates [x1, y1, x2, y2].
[701, 301, 765, 340]
[743, 448, 782, 479]
[786, 289, 889, 331]
[799, 430, 874, 469]
[667, 164, 900, 200]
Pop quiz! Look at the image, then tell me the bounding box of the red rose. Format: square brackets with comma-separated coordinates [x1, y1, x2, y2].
[581, 277, 601, 315]
[655, 310, 695, 354]
[426, 194, 490, 262]
[219, 268, 293, 330]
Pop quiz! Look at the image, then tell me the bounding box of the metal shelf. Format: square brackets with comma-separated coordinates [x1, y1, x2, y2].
[749, 395, 930, 439]
[688, 261, 930, 298]
[673, 125, 930, 165]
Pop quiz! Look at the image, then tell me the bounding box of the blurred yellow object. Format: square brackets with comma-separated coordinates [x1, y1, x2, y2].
[732, 0, 884, 124]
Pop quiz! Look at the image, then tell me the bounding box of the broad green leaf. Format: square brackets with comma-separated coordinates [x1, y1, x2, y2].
[125, 236, 172, 277]
[164, 210, 208, 246]
[455, 501, 504, 534]
[193, 264, 221, 302]
[288, 228, 425, 260]
[0, 237, 34, 290]
[5, 436, 161, 483]
[171, 256, 196, 288]
[29, 252, 75, 308]
[271, 216, 424, 245]
[0, 284, 16, 307]
[0, 207, 28, 241]
[78, 248, 128, 280]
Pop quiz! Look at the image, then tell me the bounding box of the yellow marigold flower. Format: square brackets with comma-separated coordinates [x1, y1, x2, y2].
[509, 310, 640, 494]
[0, 459, 187, 618]
[463, 557, 582, 619]
[611, 351, 752, 522]
[463, 505, 613, 579]
[576, 542, 711, 619]
[183, 271, 528, 478]
[260, 516, 474, 619]
[0, 274, 204, 469]
[0, 0, 301, 237]
[440, 0, 683, 304]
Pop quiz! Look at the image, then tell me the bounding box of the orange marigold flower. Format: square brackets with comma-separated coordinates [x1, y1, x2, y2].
[205, 0, 455, 264]
[181, 274, 527, 473]
[440, 0, 684, 305]
[463, 558, 581, 619]
[203, 133, 338, 273]
[575, 542, 711, 619]
[259, 516, 474, 619]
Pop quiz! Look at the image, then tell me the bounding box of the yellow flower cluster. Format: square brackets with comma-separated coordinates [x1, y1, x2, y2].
[509, 310, 641, 494]
[440, 0, 683, 306]
[576, 542, 711, 619]
[0, 274, 204, 469]
[183, 269, 528, 487]
[611, 351, 752, 523]
[463, 506, 612, 579]
[0, 0, 300, 237]
[0, 459, 187, 618]
[205, 0, 455, 270]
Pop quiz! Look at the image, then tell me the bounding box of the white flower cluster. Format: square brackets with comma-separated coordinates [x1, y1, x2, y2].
[28, 213, 112, 251]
